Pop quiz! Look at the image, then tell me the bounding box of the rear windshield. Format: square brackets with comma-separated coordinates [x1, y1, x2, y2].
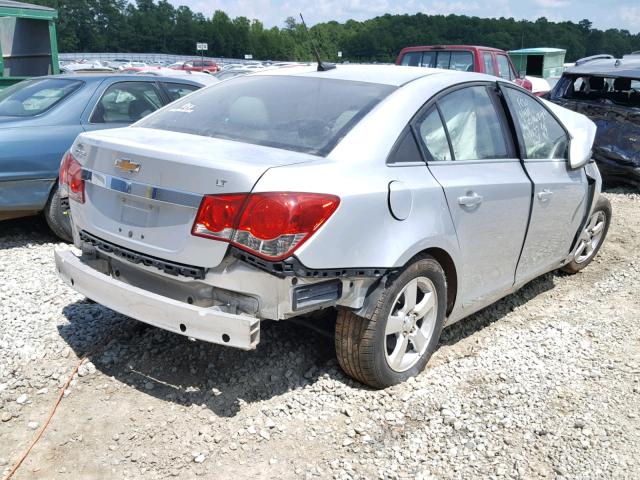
[137, 75, 395, 155]
[558, 75, 640, 107]
[400, 50, 474, 72]
[0, 78, 83, 117]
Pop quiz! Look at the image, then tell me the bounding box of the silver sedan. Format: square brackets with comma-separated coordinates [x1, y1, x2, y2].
[55, 65, 611, 388]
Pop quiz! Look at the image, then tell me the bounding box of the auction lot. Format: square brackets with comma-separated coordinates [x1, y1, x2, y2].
[0, 189, 639, 478]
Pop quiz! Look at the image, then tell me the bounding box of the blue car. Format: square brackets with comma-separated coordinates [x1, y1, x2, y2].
[0, 74, 206, 240]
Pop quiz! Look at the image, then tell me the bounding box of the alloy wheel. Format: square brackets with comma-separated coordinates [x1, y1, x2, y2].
[574, 210, 606, 264]
[384, 276, 438, 372]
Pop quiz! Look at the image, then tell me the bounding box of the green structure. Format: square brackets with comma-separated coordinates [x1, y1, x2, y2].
[508, 47, 566, 79]
[0, 0, 59, 90]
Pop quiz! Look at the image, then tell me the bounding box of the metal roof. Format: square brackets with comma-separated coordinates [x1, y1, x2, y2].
[509, 48, 566, 55]
[0, 0, 55, 11]
[563, 57, 640, 78]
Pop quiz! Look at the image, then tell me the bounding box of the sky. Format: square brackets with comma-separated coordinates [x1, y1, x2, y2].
[172, 0, 640, 33]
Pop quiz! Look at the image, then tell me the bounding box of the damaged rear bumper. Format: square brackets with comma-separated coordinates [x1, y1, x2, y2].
[55, 247, 260, 349]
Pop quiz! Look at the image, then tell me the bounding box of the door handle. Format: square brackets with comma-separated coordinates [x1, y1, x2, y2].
[458, 192, 483, 207]
[537, 189, 553, 201]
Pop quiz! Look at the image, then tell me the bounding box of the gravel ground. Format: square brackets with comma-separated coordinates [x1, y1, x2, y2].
[1, 190, 639, 480]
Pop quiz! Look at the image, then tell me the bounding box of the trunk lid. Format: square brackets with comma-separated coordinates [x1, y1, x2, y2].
[71, 127, 318, 268]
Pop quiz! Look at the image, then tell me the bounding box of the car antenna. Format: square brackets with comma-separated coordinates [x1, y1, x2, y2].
[299, 13, 336, 72]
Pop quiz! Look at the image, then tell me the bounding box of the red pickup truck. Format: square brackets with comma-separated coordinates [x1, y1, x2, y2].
[396, 45, 532, 91]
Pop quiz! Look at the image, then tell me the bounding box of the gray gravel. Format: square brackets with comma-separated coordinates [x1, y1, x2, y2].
[1, 190, 639, 479]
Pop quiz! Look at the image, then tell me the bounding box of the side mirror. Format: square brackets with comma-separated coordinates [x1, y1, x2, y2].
[544, 98, 597, 170]
[568, 138, 592, 169]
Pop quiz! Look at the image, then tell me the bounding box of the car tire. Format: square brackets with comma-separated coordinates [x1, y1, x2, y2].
[335, 255, 447, 389]
[562, 197, 611, 274]
[44, 184, 73, 242]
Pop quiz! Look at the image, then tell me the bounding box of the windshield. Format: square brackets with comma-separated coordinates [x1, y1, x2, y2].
[0, 78, 83, 117]
[137, 75, 395, 155]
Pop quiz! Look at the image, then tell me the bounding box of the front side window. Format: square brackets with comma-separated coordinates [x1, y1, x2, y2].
[437, 86, 510, 161]
[496, 55, 515, 80]
[0, 78, 82, 117]
[138, 76, 395, 156]
[502, 87, 568, 159]
[91, 82, 162, 124]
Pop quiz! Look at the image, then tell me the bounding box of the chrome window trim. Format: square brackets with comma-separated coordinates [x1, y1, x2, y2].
[82, 169, 202, 208]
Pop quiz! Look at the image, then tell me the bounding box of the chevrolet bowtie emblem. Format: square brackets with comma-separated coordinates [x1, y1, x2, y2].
[115, 158, 141, 174]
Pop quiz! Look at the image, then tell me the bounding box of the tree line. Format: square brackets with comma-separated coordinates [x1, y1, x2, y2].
[33, 0, 640, 62]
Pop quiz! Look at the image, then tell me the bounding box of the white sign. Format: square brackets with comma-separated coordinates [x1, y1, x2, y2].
[337, 51, 342, 58]
[244, 54, 253, 60]
[196, 43, 208, 51]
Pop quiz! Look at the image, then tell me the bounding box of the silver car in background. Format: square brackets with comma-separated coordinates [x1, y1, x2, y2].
[55, 65, 611, 388]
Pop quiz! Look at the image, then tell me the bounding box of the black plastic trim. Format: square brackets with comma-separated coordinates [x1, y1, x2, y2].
[79, 230, 206, 280]
[229, 246, 391, 279]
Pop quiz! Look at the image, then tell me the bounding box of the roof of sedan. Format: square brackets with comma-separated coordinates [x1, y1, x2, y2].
[252, 64, 448, 86]
[563, 57, 640, 79]
[33, 73, 206, 84]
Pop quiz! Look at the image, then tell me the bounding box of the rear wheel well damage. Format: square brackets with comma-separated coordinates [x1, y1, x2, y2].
[350, 247, 458, 319]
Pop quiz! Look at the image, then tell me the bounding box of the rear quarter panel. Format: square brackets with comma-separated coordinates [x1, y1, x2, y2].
[253, 73, 478, 271]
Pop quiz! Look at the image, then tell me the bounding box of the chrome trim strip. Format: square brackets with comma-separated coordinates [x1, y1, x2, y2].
[82, 169, 202, 208]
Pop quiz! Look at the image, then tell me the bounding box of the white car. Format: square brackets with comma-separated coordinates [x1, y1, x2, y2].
[55, 65, 610, 388]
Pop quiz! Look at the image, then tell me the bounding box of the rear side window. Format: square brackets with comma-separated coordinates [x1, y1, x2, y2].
[416, 109, 452, 162]
[91, 82, 163, 124]
[0, 78, 82, 117]
[437, 86, 510, 161]
[502, 87, 568, 159]
[496, 55, 515, 80]
[162, 82, 199, 102]
[387, 130, 424, 164]
[483, 53, 495, 76]
[138, 76, 395, 156]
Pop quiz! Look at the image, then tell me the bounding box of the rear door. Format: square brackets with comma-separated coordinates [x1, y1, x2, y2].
[500, 85, 588, 282]
[413, 83, 532, 308]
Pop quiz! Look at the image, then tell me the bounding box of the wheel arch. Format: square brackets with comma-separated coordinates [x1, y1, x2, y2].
[353, 245, 459, 320]
[418, 247, 458, 316]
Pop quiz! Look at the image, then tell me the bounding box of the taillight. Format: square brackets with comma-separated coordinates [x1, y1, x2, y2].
[192, 194, 247, 240]
[59, 151, 85, 204]
[192, 192, 340, 261]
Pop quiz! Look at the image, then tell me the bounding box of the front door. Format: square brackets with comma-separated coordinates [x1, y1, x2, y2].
[413, 84, 532, 309]
[500, 85, 588, 282]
